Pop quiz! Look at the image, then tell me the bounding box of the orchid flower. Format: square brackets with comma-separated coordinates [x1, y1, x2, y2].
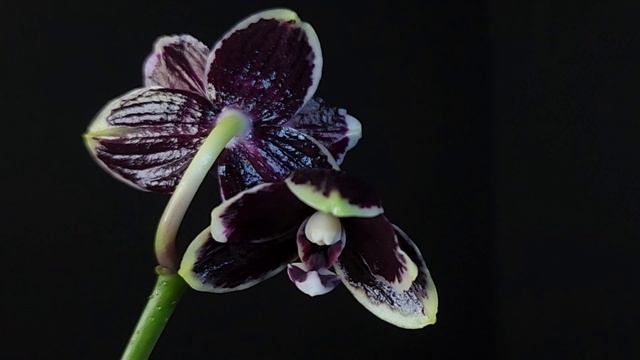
[179, 169, 438, 329]
[83, 9, 361, 270]
[83, 9, 363, 359]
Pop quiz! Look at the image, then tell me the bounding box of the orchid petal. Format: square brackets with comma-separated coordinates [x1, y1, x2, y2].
[334, 221, 438, 329]
[84, 87, 217, 193]
[210, 182, 312, 243]
[206, 9, 322, 123]
[287, 262, 341, 297]
[285, 98, 362, 164]
[143, 35, 209, 95]
[340, 216, 419, 291]
[217, 127, 339, 199]
[285, 169, 383, 218]
[179, 227, 297, 293]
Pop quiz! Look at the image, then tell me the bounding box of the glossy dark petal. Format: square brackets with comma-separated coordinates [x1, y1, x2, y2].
[144, 35, 209, 95]
[340, 216, 417, 286]
[285, 98, 361, 164]
[85, 87, 217, 193]
[334, 222, 438, 328]
[180, 228, 297, 292]
[216, 126, 338, 199]
[296, 217, 345, 269]
[210, 182, 313, 243]
[287, 262, 341, 297]
[206, 9, 321, 123]
[286, 169, 383, 217]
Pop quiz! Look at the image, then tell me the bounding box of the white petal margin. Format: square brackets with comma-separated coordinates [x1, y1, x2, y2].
[298, 132, 341, 171]
[392, 225, 438, 325]
[287, 262, 340, 297]
[179, 227, 288, 293]
[210, 182, 274, 243]
[343, 114, 362, 159]
[205, 8, 322, 105]
[83, 87, 156, 192]
[333, 225, 438, 329]
[388, 244, 419, 292]
[284, 176, 383, 218]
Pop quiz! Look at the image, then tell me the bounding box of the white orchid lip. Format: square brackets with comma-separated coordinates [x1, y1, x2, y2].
[304, 211, 343, 246]
[286, 262, 341, 297]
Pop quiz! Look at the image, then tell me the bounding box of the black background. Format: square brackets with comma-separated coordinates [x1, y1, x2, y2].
[2, 1, 638, 359]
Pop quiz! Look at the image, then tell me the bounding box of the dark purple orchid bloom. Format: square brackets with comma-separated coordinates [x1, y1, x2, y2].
[84, 9, 361, 200]
[179, 169, 438, 329]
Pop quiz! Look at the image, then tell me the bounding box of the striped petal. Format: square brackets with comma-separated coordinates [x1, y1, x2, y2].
[285, 169, 383, 218]
[143, 35, 209, 95]
[334, 221, 437, 329]
[210, 182, 312, 243]
[84, 87, 217, 193]
[217, 127, 339, 199]
[206, 9, 322, 124]
[285, 98, 361, 164]
[179, 228, 297, 293]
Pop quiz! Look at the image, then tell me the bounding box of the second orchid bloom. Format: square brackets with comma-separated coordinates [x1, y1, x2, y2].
[180, 169, 438, 329]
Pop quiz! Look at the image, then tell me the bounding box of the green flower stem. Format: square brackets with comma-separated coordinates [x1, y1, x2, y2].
[122, 111, 248, 359]
[121, 268, 188, 360]
[154, 110, 248, 270]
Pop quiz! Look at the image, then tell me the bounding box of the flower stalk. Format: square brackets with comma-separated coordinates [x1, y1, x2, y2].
[123, 111, 247, 360]
[121, 268, 188, 360]
[155, 110, 248, 270]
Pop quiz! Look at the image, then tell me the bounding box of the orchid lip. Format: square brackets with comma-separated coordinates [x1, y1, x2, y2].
[287, 262, 340, 297]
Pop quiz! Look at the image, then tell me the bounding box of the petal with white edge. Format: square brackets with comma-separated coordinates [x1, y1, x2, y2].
[334, 222, 438, 329]
[206, 9, 322, 124]
[285, 169, 383, 218]
[285, 98, 362, 164]
[210, 182, 312, 243]
[179, 227, 297, 293]
[143, 35, 209, 95]
[340, 216, 418, 291]
[84, 87, 217, 193]
[217, 126, 339, 199]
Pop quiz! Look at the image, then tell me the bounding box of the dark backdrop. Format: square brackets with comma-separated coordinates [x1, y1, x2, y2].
[1, 1, 637, 359]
